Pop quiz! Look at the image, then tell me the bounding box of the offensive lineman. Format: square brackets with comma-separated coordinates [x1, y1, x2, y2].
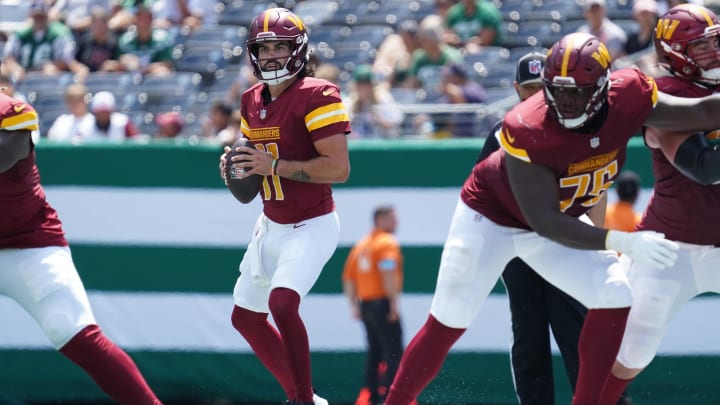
[384, 32, 720, 405]
[219, 8, 351, 405]
[0, 85, 161, 402]
[600, 4, 720, 403]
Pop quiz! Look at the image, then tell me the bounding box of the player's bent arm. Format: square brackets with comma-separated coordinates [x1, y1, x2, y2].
[647, 91, 720, 132]
[275, 133, 350, 183]
[651, 127, 720, 185]
[505, 154, 609, 250]
[0, 129, 31, 173]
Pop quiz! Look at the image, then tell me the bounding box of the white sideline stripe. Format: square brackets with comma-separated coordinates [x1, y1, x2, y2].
[42, 186, 652, 247]
[0, 292, 717, 354]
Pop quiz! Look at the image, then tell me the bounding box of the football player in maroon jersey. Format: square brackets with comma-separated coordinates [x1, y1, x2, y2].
[600, 5, 720, 403]
[384, 32, 720, 405]
[218, 8, 351, 405]
[0, 90, 161, 402]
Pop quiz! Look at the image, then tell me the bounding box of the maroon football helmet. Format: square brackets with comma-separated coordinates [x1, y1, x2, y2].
[246, 8, 309, 84]
[655, 4, 720, 84]
[542, 32, 611, 129]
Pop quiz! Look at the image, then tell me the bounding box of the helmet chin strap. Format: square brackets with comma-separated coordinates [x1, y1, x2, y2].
[559, 113, 590, 129]
[259, 68, 296, 85]
[257, 55, 305, 85]
[698, 67, 720, 84]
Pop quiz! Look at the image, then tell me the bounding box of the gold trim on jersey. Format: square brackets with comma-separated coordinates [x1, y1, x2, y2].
[648, 76, 658, 107]
[305, 102, 349, 132]
[1, 110, 39, 131]
[240, 121, 281, 141]
[499, 128, 530, 162]
[567, 150, 618, 176]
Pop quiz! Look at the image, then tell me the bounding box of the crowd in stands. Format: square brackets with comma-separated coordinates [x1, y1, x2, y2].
[0, 0, 712, 143]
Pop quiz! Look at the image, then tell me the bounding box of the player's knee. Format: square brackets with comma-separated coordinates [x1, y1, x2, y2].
[268, 287, 301, 323]
[617, 330, 661, 369]
[612, 360, 642, 380]
[430, 294, 475, 329]
[617, 344, 655, 370]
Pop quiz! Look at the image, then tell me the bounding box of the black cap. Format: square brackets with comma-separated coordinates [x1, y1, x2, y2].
[615, 170, 641, 201]
[515, 52, 546, 85]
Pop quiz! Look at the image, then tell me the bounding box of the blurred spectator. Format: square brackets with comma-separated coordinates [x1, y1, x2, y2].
[444, 0, 503, 52]
[434, 0, 456, 19]
[623, 0, 659, 56]
[0, 74, 26, 102]
[109, 0, 150, 33]
[75, 7, 123, 72]
[48, 0, 113, 38]
[201, 99, 233, 138]
[403, 16, 464, 99]
[2, 0, 89, 82]
[373, 19, 421, 88]
[150, 0, 219, 33]
[216, 108, 242, 146]
[155, 111, 184, 138]
[117, 3, 174, 76]
[604, 170, 643, 232]
[439, 63, 486, 138]
[577, 0, 627, 61]
[314, 62, 341, 86]
[47, 84, 92, 141]
[74, 91, 139, 141]
[657, 0, 703, 15]
[347, 64, 403, 139]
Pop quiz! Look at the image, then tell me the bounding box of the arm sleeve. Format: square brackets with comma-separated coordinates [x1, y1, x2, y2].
[672, 132, 720, 185]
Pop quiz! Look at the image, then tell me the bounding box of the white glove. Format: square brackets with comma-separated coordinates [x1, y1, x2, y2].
[606, 230, 679, 269]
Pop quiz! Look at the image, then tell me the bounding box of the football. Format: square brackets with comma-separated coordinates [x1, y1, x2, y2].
[224, 138, 262, 204]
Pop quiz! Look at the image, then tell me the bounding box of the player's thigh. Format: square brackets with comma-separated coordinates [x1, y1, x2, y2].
[692, 244, 720, 294]
[0, 247, 96, 348]
[517, 235, 631, 309]
[273, 211, 340, 297]
[233, 252, 272, 313]
[430, 200, 513, 329]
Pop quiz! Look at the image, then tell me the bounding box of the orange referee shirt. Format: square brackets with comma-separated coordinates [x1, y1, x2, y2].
[604, 201, 642, 232]
[343, 229, 403, 301]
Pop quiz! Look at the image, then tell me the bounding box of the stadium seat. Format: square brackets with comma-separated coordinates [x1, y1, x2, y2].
[476, 60, 517, 89]
[174, 45, 229, 84]
[0, 0, 30, 35]
[562, 18, 586, 35]
[83, 72, 140, 94]
[530, 0, 584, 21]
[218, 1, 270, 26]
[501, 20, 563, 48]
[339, 23, 394, 48]
[17, 72, 73, 97]
[463, 46, 512, 70]
[359, 2, 414, 25]
[498, 0, 535, 22]
[292, 0, 338, 27]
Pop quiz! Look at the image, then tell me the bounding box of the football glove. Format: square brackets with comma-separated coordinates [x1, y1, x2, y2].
[606, 230, 679, 269]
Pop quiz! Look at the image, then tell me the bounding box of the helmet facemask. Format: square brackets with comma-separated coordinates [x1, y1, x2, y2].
[544, 72, 610, 129]
[248, 35, 309, 85]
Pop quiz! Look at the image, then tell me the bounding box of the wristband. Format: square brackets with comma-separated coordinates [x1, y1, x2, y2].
[272, 158, 279, 176]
